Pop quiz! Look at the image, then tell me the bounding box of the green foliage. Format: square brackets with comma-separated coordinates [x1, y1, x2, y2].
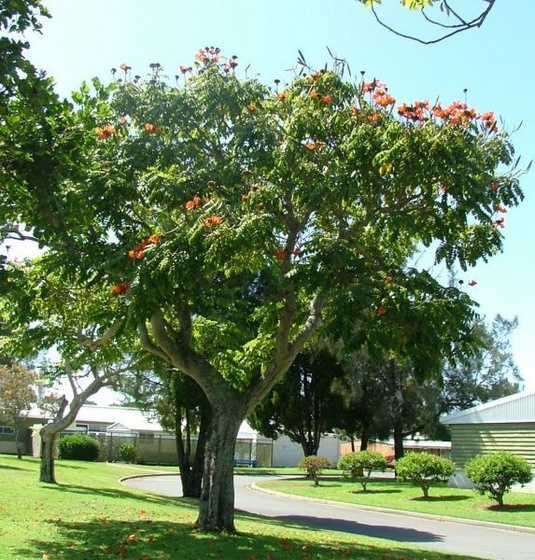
[395, 452, 455, 498]
[338, 450, 388, 491]
[298, 455, 331, 486]
[58, 434, 100, 462]
[118, 442, 137, 464]
[248, 347, 345, 455]
[465, 451, 533, 506]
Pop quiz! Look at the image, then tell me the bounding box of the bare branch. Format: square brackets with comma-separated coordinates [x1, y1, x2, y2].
[370, 1, 496, 45]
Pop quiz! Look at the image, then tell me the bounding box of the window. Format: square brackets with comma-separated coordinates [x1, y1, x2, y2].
[0, 426, 14, 435]
[138, 433, 154, 441]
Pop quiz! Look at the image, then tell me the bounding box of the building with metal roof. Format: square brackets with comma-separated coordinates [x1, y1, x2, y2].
[441, 390, 535, 492]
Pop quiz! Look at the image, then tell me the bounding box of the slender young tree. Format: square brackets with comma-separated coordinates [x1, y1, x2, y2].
[3, 50, 524, 532]
[0, 361, 37, 459]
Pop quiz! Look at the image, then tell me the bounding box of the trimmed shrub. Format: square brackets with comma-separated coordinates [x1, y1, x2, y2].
[58, 434, 100, 461]
[395, 452, 455, 498]
[118, 443, 137, 464]
[298, 455, 331, 486]
[465, 451, 533, 506]
[338, 450, 388, 491]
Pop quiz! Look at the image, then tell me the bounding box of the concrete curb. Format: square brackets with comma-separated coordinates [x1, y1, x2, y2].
[249, 478, 535, 536]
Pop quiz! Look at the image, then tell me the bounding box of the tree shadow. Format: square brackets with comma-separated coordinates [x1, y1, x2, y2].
[15, 513, 465, 560]
[41, 481, 195, 508]
[0, 462, 34, 472]
[350, 488, 403, 494]
[412, 495, 471, 502]
[487, 504, 535, 513]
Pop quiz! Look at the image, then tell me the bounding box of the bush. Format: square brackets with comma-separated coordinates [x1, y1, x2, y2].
[338, 450, 388, 491]
[465, 451, 533, 506]
[395, 452, 455, 498]
[58, 434, 100, 462]
[298, 455, 331, 486]
[118, 443, 137, 464]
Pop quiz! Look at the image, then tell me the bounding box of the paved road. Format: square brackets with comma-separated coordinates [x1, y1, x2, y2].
[122, 474, 535, 560]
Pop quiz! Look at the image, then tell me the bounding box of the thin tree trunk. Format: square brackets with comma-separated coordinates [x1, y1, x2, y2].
[360, 427, 370, 451]
[14, 417, 22, 459]
[40, 427, 58, 483]
[195, 403, 243, 533]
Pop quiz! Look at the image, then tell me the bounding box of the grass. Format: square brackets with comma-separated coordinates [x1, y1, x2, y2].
[0, 455, 481, 560]
[257, 474, 535, 529]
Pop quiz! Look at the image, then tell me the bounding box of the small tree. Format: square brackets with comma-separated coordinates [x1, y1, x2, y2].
[396, 452, 455, 498]
[338, 450, 388, 491]
[465, 451, 533, 507]
[0, 361, 37, 459]
[298, 455, 331, 486]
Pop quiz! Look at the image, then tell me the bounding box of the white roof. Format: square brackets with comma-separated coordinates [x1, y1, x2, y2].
[441, 390, 535, 425]
[28, 404, 164, 433]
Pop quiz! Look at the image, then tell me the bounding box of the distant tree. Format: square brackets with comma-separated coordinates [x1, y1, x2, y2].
[338, 450, 388, 491]
[356, 0, 497, 44]
[441, 315, 521, 412]
[298, 455, 332, 486]
[0, 361, 36, 458]
[248, 348, 345, 456]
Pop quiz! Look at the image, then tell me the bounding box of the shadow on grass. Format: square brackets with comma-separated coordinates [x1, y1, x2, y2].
[17, 512, 472, 560]
[0, 462, 35, 472]
[487, 504, 535, 513]
[412, 495, 471, 502]
[351, 488, 403, 494]
[41, 481, 194, 509]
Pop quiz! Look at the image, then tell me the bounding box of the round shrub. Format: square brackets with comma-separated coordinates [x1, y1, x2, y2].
[465, 451, 533, 506]
[58, 434, 100, 461]
[118, 443, 137, 464]
[338, 450, 388, 491]
[298, 455, 331, 486]
[395, 452, 455, 498]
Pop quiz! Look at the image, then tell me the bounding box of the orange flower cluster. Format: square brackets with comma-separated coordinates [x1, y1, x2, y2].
[376, 306, 386, 316]
[119, 62, 131, 72]
[247, 103, 256, 113]
[305, 140, 325, 151]
[179, 65, 193, 74]
[373, 88, 395, 108]
[185, 195, 202, 210]
[203, 215, 223, 227]
[112, 281, 130, 294]
[128, 234, 160, 260]
[432, 101, 477, 125]
[480, 111, 497, 131]
[144, 123, 162, 134]
[97, 124, 115, 140]
[309, 90, 332, 104]
[195, 46, 221, 65]
[277, 91, 289, 101]
[397, 101, 430, 123]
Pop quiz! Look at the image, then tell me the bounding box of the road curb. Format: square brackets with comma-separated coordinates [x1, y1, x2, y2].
[250, 479, 535, 536]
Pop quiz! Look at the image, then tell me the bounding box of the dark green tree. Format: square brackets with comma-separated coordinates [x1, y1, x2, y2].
[248, 348, 345, 456]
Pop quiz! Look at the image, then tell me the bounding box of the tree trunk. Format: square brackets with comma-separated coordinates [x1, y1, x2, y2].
[14, 417, 22, 459]
[175, 406, 210, 499]
[360, 427, 370, 451]
[393, 419, 404, 461]
[40, 426, 58, 483]
[195, 403, 243, 533]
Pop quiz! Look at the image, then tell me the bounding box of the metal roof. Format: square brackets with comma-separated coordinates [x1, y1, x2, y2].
[441, 390, 535, 425]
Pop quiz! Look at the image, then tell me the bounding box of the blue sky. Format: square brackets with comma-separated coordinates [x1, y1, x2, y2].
[18, 0, 535, 392]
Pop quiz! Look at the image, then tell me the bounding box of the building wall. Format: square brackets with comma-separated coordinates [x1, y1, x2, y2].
[272, 435, 340, 467]
[449, 422, 535, 493]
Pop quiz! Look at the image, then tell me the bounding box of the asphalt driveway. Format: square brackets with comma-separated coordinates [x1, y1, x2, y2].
[121, 474, 535, 560]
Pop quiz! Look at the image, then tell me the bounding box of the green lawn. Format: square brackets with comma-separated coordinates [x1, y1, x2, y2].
[0, 455, 481, 560]
[257, 474, 535, 529]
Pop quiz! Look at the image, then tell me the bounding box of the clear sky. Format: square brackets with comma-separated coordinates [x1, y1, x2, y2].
[14, 0, 535, 394]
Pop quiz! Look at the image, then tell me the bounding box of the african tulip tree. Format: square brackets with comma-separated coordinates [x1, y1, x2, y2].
[7, 49, 523, 532]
